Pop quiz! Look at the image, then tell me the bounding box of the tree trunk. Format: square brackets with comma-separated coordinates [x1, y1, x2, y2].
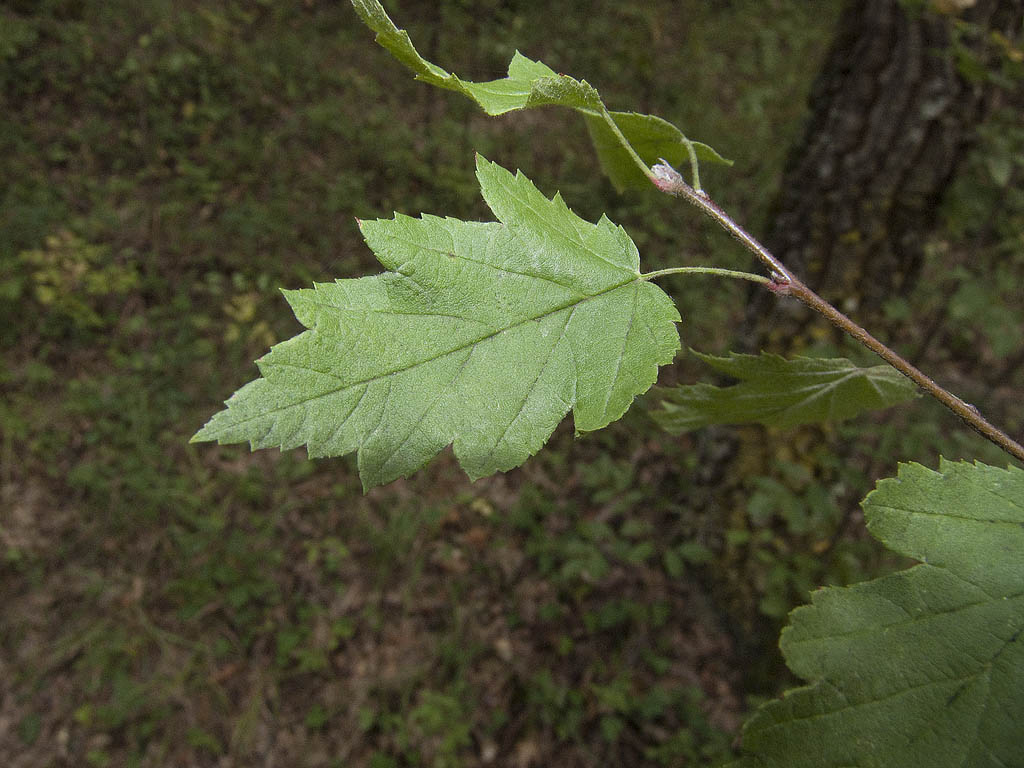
[747, 0, 1024, 348]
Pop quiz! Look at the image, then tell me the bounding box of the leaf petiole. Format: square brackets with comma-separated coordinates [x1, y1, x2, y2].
[640, 266, 771, 284]
[599, 104, 652, 179]
[683, 138, 702, 193]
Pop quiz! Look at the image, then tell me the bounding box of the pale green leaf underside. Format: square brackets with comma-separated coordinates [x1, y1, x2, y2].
[733, 460, 1024, 768]
[192, 157, 680, 488]
[350, 0, 729, 191]
[653, 351, 918, 432]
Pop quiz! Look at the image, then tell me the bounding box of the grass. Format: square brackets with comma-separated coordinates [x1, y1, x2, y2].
[3, 0, 1022, 766]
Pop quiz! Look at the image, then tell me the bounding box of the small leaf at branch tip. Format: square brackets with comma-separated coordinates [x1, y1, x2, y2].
[352, 0, 729, 190]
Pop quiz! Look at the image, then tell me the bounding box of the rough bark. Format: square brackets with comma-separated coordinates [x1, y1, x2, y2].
[748, 0, 1024, 347]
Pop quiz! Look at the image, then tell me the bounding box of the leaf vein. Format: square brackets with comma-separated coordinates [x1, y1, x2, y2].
[379, 348, 474, 476]
[379, 229, 579, 291]
[480, 309, 573, 467]
[600, 282, 637, 419]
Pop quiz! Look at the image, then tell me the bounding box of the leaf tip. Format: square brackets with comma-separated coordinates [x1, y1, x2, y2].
[474, 152, 494, 172]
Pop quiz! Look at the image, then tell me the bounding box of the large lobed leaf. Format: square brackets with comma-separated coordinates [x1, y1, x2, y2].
[653, 351, 918, 432]
[733, 460, 1024, 768]
[350, 0, 729, 191]
[192, 157, 680, 488]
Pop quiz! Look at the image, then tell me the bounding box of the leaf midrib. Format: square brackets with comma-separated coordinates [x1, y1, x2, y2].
[664, 367, 910, 425]
[215, 275, 642, 431]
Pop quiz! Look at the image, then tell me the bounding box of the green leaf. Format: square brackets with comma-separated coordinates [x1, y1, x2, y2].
[652, 351, 918, 432]
[732, 460, 1024, 768]
[350, 0, 728, 190]
[192, 157, 680, 489]
[350, 0, 598, 114]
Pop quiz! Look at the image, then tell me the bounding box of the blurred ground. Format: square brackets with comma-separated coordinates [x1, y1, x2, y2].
[2, 1, 1022, 766]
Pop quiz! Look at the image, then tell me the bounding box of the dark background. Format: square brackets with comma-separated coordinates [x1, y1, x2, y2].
[2, 1, 1022, 766]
